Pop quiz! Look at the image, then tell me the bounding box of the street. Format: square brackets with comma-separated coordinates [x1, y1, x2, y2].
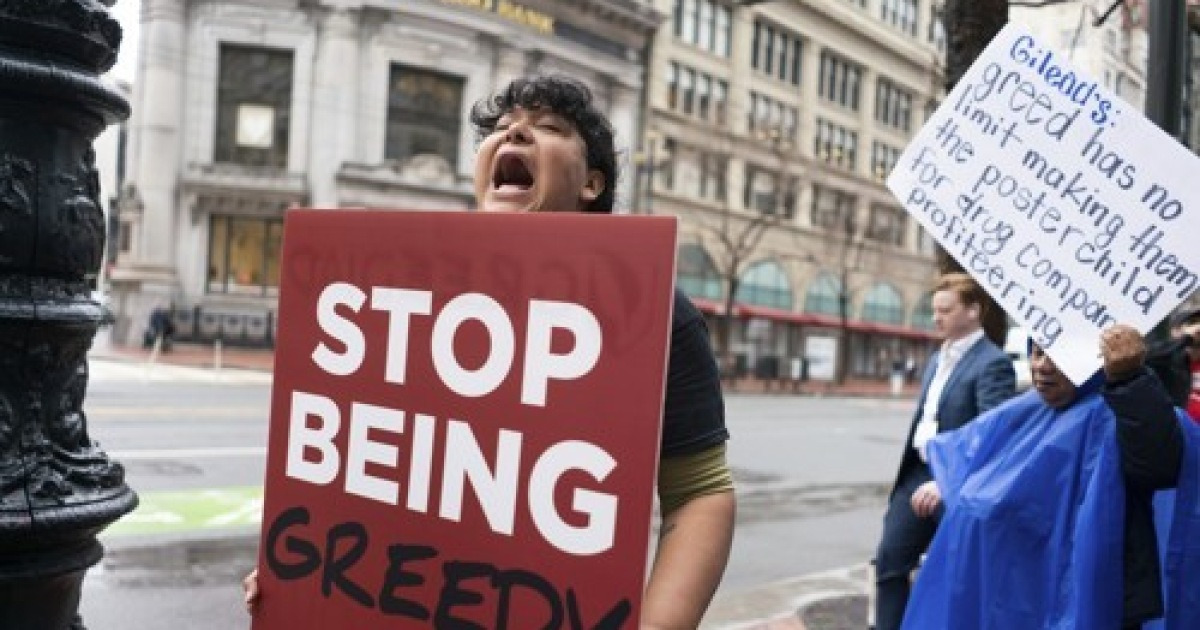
[78, 360, 912, 629]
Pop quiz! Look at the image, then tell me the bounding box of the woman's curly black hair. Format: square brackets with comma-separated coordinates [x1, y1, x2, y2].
[470, 75, 617, 213]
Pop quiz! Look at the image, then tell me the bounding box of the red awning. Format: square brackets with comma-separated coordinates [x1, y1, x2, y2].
[688, 298, 940, 341]
[690, 297, 726, 315]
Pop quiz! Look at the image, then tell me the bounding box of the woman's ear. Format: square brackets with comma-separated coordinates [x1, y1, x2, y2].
[579, 169, 605, 204]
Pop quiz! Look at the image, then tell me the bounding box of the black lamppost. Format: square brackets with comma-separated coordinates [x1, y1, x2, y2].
[1145, 0, 1188, 343]
[0, 2, 137, 628]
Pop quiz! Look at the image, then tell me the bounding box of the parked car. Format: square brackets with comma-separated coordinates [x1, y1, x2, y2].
[1005, 327, 1032, 391]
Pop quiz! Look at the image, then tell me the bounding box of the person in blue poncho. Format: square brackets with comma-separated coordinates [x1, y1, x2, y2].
[902, 324, 1200, 630]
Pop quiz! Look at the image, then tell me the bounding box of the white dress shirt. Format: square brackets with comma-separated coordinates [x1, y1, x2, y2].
[911, 329, 985, 462]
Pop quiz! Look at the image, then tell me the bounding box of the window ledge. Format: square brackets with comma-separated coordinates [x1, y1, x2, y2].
[182, 163, 308, 198]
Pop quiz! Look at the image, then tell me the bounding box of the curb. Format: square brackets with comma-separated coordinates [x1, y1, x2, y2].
[701, 564, 869, 629]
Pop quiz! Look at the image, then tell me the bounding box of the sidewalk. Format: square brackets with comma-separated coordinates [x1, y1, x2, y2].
[90, 333, 919, 401]
[725, 376, 921, 399]
[90, 334, 276, 373]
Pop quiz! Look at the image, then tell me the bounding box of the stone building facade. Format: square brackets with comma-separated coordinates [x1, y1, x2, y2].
[108, 0, 658, 347]
[641, 0, 946, 381]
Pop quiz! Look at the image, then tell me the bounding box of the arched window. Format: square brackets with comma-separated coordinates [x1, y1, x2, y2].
[736, 260, 792, 309]
[861, 283, 905, 324]
[803, 272, 842, 316]
[911, 291, 935, 330]
[676, 243, 723, 300]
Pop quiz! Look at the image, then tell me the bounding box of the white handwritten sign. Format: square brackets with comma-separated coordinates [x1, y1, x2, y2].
[887, 23, 1200, 384]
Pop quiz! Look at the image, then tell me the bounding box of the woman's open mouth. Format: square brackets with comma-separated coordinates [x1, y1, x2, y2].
[492, 153, 534, 194]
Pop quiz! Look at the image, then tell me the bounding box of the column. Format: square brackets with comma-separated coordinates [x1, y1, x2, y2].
[309, 8, 361, 205]
[129, 0, 186, 269]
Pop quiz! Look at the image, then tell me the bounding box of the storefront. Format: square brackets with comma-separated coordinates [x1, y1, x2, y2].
[691, 298, 939, 384]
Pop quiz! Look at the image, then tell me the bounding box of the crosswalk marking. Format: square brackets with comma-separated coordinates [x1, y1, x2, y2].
[87, 406, 265, 418]
[107, 446, 267, 460]
[104, 486, 264, 537]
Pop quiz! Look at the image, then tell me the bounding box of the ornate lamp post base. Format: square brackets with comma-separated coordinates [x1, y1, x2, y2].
[0, 1, 138, 628]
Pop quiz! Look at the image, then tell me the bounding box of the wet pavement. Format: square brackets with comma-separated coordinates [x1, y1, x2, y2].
[82, 531, 258, 630]
[733, 471, 889, 525]
[701, 564, 869, 629]
[82, 530, 871, 630]
[77, 350, 907, 628]
[800, 596, 868, 630]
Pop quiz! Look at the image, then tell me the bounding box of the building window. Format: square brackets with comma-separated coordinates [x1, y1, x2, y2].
[681, 0, 698, 43]
[668, 62, 679, 109]
[916, 225, 937, 254]
[207, 215, 284, 297]
[681, 67, 696, 114]
[713, 79, 729, 125]
[385, 65, 464, 167]
[911, 291, 935, 330]
[752, 19, 803, 86]
[715, 6, 731, 56]
[699, 0, 715, 50]
[804, 272, 843, 316]
[871, 141, 902, 181]
[867, 203, 906, 246]
[700, 152, 728, 202]
[117, 220, 133, 255]
[678, 243, 723, 300]
[861, 283, 905, 325]
[814, 119, 858, 170]
[929, 5, 947, 51]
[669, 62, 727, 125]
[737, 260, 793, 309]
[749, 92, 799, 140]
[214, 44, 294, 169]
[876, 78, 914, 131]
[743, 163, 794, 217]
[818, 51, 861, 110]
[674, 0, 731, 57]
[811, 185, 855, 231]
[661, 137, 676, 190]
[880, 0, 919, 36]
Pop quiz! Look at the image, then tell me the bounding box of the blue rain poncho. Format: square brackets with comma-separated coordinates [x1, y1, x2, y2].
[901, 384, 1200, 630]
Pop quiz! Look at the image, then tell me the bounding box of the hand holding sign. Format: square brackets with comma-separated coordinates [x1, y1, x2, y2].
[1100, 324, 1146, 382]
[888, 23, 1200, 384]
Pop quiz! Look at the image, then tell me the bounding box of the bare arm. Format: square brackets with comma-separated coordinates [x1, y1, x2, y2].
[641, 489, 735, 629]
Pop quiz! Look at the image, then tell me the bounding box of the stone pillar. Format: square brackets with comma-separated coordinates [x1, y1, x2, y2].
[0, 1, 138, 628]
[129, 0, 183, 268]
[109, 0, 183, 344]
[309, 8, 360, 206]
[608, 82, 640, 213]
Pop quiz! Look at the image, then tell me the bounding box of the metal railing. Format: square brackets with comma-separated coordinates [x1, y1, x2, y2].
[171, 306, 275, 348]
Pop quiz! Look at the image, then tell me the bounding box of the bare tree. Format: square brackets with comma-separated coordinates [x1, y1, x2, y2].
[673, 113, 799, 379]
[829, 209, 865, 385]
[694, 193, 784, 377]
[782, 187, 868, 386]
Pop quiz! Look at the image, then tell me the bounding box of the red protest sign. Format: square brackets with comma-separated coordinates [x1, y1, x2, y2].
[251, 210, 678, 629]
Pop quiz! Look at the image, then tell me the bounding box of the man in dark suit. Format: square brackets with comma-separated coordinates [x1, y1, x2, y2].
[873, 272, 1016, 630]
